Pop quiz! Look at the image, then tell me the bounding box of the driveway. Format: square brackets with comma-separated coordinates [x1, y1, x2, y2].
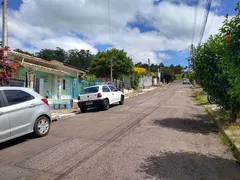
[0, 82, 240, 180]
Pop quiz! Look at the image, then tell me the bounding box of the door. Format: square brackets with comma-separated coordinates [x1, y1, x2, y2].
[109, 85, 120, 102]
[3, 90, 36, 137]
[0, 91, 10, 142]
[102, 86, 113, 103]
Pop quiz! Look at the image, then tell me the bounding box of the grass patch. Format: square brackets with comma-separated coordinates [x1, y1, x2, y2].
[227, 123, 240, 132]
[212, 108, 229, 127]
[175, 74, 183, 80]
[220, 134, 234, 151]
[192, 89, 208, 105]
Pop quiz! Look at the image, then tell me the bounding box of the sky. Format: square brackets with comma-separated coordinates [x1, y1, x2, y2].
[1, 0, 239, 67]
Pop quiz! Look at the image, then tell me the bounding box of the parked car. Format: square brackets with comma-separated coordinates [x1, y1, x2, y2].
[183, 78, 190, 84]
[78, 85, 124, 112]
[0, 87, 51, 143]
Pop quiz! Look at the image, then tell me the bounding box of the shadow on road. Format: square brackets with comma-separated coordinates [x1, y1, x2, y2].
[153, 115, 218, 134]
[82, 104, 120, 113]
[139, 151, 240, 180]
[0, 134, 35, 150]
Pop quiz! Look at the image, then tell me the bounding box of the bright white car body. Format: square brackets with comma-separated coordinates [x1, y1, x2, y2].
[78, 85, 124, 112]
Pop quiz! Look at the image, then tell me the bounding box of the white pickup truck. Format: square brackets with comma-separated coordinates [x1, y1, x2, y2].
[77, 85, 124, 112]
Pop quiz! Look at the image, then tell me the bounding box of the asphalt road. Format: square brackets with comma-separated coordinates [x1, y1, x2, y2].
[1, 82, 240, 180]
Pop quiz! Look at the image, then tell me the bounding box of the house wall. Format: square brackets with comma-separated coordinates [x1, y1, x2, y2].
[139, 76, 152, 88]
[62, 75, 74, 99]
[17, 68, 79, 101]
[34, 71, 52, 98]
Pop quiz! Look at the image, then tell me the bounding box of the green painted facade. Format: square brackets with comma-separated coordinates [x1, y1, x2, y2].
[18, 68, 76, 99]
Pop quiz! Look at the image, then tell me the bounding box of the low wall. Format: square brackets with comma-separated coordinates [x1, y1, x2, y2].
[139, 76, 152, 88]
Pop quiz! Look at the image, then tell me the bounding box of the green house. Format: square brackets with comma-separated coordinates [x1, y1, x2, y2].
[10, 51, 86, 109]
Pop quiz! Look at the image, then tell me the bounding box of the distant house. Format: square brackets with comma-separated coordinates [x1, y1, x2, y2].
[8, 50, 86, 108]
[181, 68, 193, 74]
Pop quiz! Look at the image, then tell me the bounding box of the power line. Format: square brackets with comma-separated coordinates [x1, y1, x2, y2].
[198, 0, 212, 45]
[107, 0, 112, 45]
[191, 0, 199, 45]
[206, 5, 218, 37]
[195, 0, 205, 44]
[107, 0, 113, 83]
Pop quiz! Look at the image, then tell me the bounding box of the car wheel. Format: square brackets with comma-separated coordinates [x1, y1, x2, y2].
[34, 116, 50, 137]
[102, 99, 109, 110]
[80, 106, 87, 113]
[119, 95, 124, 105]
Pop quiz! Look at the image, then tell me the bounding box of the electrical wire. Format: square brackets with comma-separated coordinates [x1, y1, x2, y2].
[195, 0, 206, 44]
[198, 0, 212, 44]
[191, 0, 199, 45]
[107, 0, 112, 45]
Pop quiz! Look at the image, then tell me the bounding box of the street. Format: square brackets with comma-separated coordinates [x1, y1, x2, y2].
[0, 82, 240, 180]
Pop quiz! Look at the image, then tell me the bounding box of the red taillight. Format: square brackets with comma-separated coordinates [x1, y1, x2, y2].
[97, 93, 102, 98]
[41, 98, 49, 105]
[78, 95, 81, 100]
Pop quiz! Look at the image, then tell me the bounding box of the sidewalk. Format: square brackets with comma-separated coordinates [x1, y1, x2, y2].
[205, 104, 240, 162]
[124, 86, 158, 98]
[192, 87, 240, 162]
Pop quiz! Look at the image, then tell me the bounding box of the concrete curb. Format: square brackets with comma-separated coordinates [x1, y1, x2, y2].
[52, 113, 76, 121]
[125, 86, 159, 98]
[206, 108, 240, 162]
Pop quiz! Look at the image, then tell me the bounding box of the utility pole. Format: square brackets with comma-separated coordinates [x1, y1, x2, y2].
[148, 58, 150, 72]
[2, 0, 8, 56]
[158, 68, 161, 84]
[110, 59, 113, 83]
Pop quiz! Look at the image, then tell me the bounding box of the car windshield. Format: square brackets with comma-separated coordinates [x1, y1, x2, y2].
[81, 86, 99, 94]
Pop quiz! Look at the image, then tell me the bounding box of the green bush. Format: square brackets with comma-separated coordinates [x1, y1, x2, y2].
[130, 71, 140, 90]
[162, 70, 175, 83]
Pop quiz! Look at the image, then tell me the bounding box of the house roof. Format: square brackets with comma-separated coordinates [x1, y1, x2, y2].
[8, 50, 86, 76]
[23, 62, 69, 75]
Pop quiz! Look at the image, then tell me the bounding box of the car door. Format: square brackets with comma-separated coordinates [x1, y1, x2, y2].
[102, 86, 113, 103]
[0, 91, 10, 142]
[3, 89, 36, 137]
[109, 85, 120, 102]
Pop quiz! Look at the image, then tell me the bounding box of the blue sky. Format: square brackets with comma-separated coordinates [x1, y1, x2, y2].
[3, 0, 240, 67]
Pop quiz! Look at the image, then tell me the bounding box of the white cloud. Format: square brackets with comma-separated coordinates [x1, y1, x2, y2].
[2, 0, 226, 64]
[158, 52, 171, 60]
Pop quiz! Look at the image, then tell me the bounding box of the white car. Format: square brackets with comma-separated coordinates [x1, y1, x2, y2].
[0, 87, 51, 143]
[183, 78, 191, 84]
[78, 85, 124, 112]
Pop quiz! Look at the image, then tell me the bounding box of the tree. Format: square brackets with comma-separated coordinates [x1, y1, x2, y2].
[36, 47, 67, 62]
[14, 49, 34, 56]
[162, 69, 175, 83]
[82, 74, 96, 82]
[191, 33, 240, 123]
[220, 3, 240, 101]
[0, 47, 24, 85]
[90, 48, 134, 78]
[67, 49, 93, 70]
[35, 48, 94, 70]
[159, 62, 165, 68]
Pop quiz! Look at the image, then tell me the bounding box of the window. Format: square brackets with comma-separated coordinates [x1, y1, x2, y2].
[81, 87, 99, 94]
[4, 90, 34, 106]
[63, 79, 66, 90]
[109, 85, 117, 92]
[102, 86, 110, 93]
